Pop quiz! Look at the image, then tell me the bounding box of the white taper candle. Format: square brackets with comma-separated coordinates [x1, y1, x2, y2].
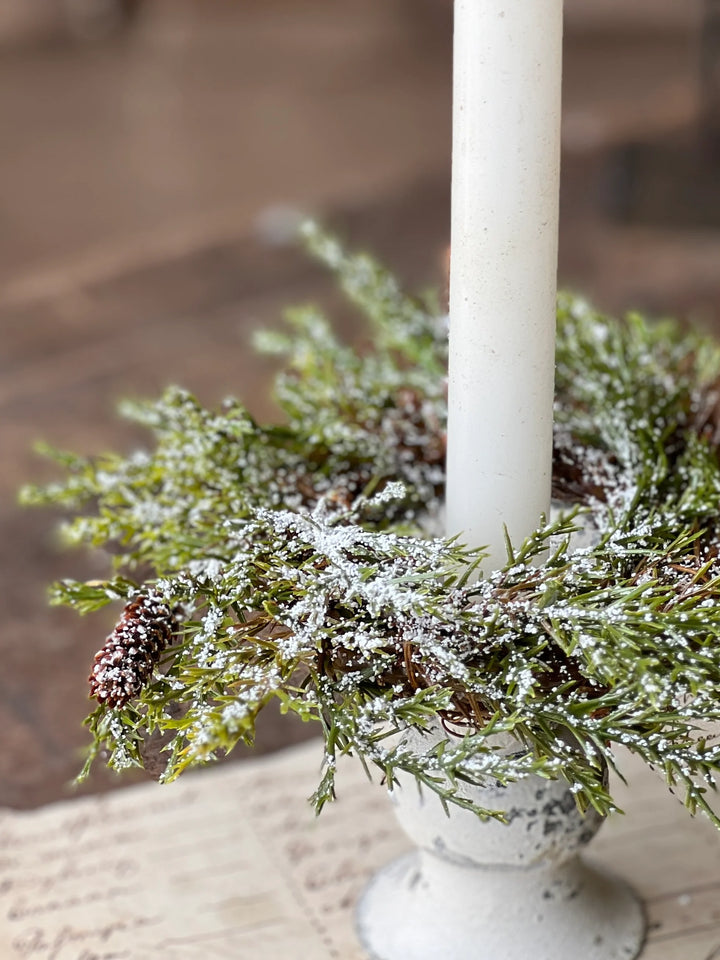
[446, 0, 564, 569]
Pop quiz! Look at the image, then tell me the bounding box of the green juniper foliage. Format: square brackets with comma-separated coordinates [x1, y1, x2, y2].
[21, 223, 720, 824]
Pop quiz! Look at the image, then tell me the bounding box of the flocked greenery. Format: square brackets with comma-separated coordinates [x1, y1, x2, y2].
[21, 223, 720, 824]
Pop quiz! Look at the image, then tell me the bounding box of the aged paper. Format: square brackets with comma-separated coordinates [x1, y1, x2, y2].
[1, 739, 720, 959]
[0, 750, 339, 960]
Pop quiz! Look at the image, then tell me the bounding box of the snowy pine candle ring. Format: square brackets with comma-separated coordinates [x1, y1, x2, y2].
[22, 231, 720, 871]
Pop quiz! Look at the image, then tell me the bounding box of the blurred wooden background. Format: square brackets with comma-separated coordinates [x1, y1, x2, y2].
[3, 0, 720, 809]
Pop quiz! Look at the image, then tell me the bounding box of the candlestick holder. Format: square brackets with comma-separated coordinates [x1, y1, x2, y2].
[357, 729, 645, 960]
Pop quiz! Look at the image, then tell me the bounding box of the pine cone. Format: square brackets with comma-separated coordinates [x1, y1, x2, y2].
[89, 593, 177, 708]
[389, 386, 446, 467]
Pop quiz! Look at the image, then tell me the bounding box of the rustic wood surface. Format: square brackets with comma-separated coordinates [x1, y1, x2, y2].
[3, 0, 720, 813]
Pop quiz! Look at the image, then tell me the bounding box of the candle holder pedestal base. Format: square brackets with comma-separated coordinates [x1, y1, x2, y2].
[357, 848, 645, 960]
[356, 731, 645, 960]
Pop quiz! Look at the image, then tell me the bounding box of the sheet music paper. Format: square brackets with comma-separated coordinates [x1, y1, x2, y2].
[1, 739, 719, 959]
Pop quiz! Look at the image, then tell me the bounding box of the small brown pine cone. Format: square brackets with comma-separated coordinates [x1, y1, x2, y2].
[390, 387, 446, 467]
[89, 593, 177, 708]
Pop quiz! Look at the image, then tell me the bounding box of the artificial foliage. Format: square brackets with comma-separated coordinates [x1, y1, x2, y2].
[21, 224, 720, 824]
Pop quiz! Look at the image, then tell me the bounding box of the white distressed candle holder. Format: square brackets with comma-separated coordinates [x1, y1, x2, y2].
[356, 730, 646, 960]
